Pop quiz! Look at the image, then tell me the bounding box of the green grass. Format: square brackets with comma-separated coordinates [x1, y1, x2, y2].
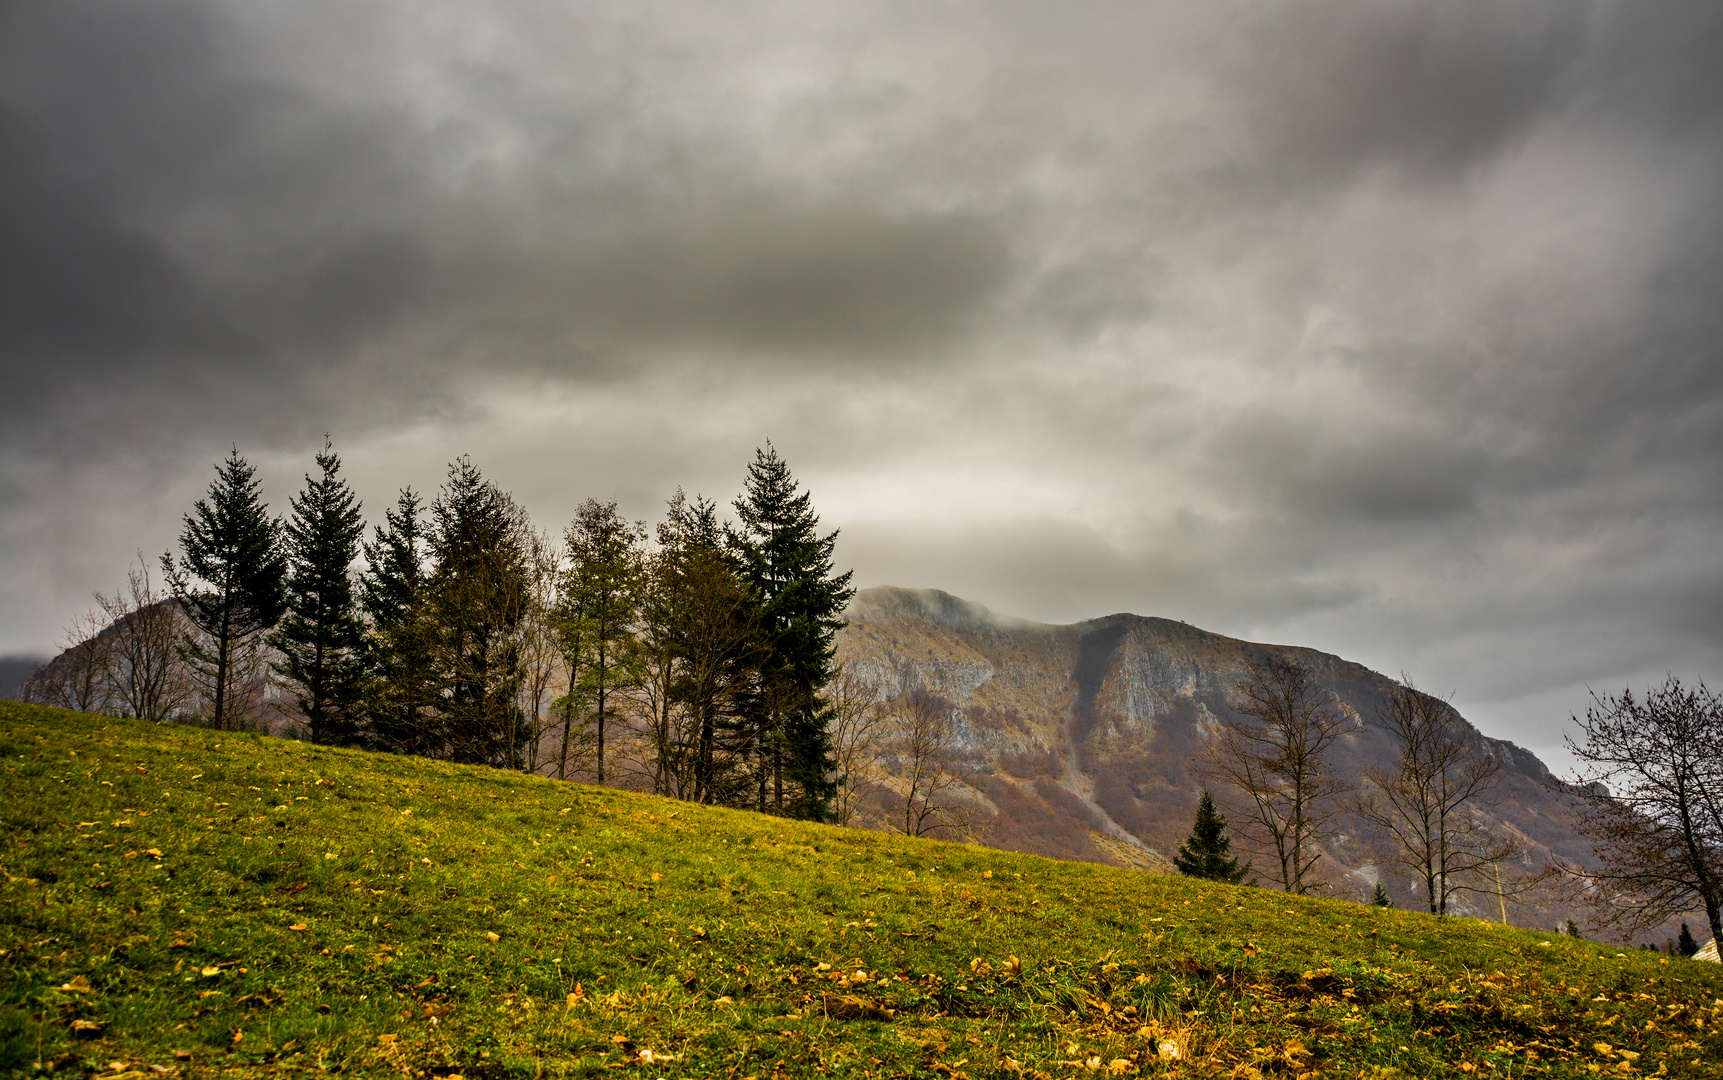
[2, 702, 1721, 1079]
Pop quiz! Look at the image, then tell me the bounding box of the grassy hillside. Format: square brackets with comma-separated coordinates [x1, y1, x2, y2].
[2, 702, 1720, 1079]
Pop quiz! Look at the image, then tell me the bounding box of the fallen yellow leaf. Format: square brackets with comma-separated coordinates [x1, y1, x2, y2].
[289, 923, 308, 931]
[201, 967, 221, 977]
[486, 932, 501, 942]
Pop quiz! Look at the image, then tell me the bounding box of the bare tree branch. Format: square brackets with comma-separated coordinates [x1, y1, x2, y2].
[1561, 676, 1723, 945]
[1198, 654, 1351, 894]
[1354, 675, 1528, 916]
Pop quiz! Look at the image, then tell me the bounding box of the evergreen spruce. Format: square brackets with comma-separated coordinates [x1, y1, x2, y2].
[1372, 882, 1393, 908]
[1172, 789, 1248, 883]
[272, 441, 366, 745]
[162, 448, 286, 730]
[1678, 921, 1699, 956]
[730, 444, 854, 822]
[426, 458, 530, 766]
[360, 489, 439, 755]
[1567, 919, 1583, 939]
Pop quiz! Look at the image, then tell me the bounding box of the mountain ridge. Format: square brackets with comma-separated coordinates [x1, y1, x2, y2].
[835, 585, 1584, 921]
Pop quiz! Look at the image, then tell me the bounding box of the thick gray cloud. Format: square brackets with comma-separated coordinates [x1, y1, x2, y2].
[3, 0, 1721, 771]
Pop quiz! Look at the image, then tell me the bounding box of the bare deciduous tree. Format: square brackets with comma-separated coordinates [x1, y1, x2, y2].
[1563, 676, 1723, 946]
[886, 689, 979, 839]
[97, 558, 192, 722]
[825, 661, 885, 827]
[1355, 675, 1525, 916]
[517, 528, 565, 774]
[24, 607, 114, 714]
[1200, 654, 1351, 894]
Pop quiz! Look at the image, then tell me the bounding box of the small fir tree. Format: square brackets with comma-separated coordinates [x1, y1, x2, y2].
[272, 441, 366, 745]
[1372, 882, 1393, 908]
[163, 448, 286, 729]
[359, 489, 439, 755]
[1678, 921, 1699, 956]
[1173, 790, 1248, 883]
[1567, 919, 1583, 939]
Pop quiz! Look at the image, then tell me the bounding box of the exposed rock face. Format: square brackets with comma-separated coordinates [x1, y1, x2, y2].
[836, 586, 1593, 920]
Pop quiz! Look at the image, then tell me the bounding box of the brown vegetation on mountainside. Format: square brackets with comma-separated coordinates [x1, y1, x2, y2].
[835, 586, 1599, 930]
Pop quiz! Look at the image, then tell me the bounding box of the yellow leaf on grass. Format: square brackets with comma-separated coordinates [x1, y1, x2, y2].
[486, 932, 501, 942]
[289, 923, 308, 932]
[201, 967, 221, 977]
[60, 976, 92, 992]
[146, 848, 162, 858]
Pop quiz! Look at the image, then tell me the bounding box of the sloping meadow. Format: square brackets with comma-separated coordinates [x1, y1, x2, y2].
[2, 702, 1720, 1078]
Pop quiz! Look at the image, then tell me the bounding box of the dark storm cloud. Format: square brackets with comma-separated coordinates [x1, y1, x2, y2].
[0, 0, 1013, 464]
[3, 0, 1722, 772]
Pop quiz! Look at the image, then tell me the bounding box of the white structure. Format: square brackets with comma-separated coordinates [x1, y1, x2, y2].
[1697, 938, 1719, 963]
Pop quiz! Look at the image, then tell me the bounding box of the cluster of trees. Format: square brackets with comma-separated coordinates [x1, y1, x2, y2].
[1177, 657, 1722, 951]
[1172, 654, 1530, 919]
[29, 442, 859, 822]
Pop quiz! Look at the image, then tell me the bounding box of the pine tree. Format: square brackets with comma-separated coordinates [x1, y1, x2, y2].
[730, 445, 855, 822]
[425, 458, 530, 766]
[1678, 921, 1699, 956]
[1173, 789, 1248, 883]
[359, 489, 439, 755]
[163, 448, 286, 730]
[272, 441, 366, 745]
[1567, 919, 1583, 939]
[633, 490, 766, 803]
[1372, 882, 1393, 908]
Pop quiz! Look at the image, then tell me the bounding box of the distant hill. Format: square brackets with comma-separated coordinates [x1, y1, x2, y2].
[835, 586, 1593, 926]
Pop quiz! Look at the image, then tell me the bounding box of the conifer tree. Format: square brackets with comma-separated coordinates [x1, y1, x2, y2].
[1372, 882, 1393, 908]
[1173, 789, 1248, 883]
[425, 458, 531, 766]
[730, 444, 854, 821]
[1678, 921, 1699, 957]
[556, 498, 646, 785]
[163, 448, 286, 730]
[272, 441, 366, 745]
[360, 489, 438, 754]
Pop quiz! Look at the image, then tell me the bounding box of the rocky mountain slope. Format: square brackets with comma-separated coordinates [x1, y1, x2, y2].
[836, 586, 1592, 923]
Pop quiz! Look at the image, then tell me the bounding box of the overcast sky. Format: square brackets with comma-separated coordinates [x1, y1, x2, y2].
[4, 0, 1720, 769]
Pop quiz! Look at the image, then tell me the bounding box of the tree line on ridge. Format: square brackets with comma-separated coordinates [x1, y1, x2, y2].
[28, 442, 855, 823]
